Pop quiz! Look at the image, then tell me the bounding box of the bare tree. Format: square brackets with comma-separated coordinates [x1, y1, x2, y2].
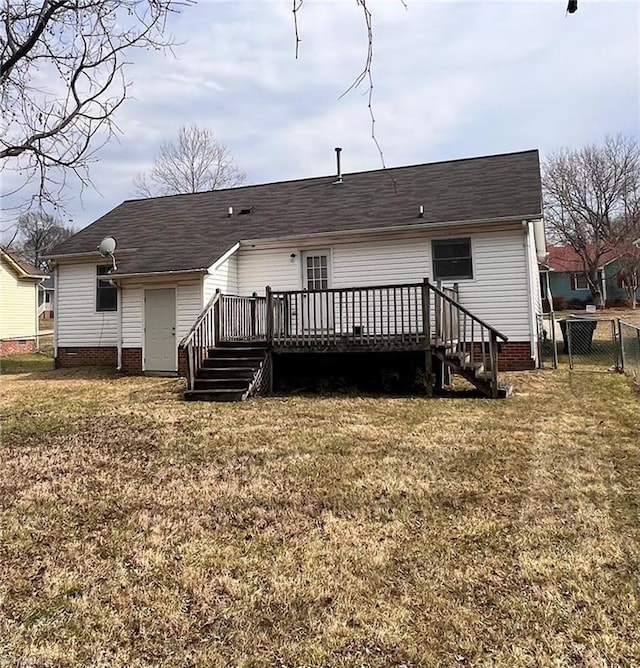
[1, 0, 187, 212]
[617, 244, 640, 309]
[543, 134, 640, 307]
[11, 210, 75, 270]
[133, 125, 246, 197]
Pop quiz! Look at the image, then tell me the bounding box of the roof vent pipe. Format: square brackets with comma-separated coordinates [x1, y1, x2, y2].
[334, 147, 343, 184]
[419, 205, 424, 218]
[227, 206, 233, 217]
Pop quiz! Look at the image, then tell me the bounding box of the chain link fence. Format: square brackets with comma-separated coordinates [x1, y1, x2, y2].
[619, 320, 640, 380]
[563, 317, 620, 371]
[539, 313, 640, 380]
[538, 312, 558, 369]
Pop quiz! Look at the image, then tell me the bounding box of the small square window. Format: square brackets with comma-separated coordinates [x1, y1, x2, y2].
[432, 238, 473, 281]
[573, 273, 589, 290]
[96, 266, 118, 312]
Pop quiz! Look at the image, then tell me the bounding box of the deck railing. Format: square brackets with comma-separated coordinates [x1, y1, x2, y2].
[179, 290, 221, 391]
[219, 293, 267, 341]
[182, 279, 509, 397]
[268, 282, 432, 347]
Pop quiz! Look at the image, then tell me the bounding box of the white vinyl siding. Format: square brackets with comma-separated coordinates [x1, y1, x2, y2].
[121, 278, 202, 348]
[236, 224, 532, 341]
[0, 260, 39, 340]
[57, 263, 118, 346]
[203, 254, 238, 303]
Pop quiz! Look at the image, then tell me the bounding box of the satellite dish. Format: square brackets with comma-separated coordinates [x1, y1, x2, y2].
[98, 236, 117, 271]
[98, 236, 117, 257]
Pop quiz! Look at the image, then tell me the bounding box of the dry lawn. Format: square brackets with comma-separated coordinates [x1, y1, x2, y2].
[0, 364, 639, 667]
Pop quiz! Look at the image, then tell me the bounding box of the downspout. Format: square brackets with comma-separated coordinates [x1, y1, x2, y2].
[522, 221, 538, 363]
[35, 279, 40, 350]
[117, 284, 123, 370]
[53, 264, 59, 360]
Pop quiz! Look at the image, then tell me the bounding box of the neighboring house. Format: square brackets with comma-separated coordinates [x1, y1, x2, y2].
[542, 245, 640, 308]
[49, 149, 545, 397]
[38, 276, 55, 319]
[0, 247, 49, 357]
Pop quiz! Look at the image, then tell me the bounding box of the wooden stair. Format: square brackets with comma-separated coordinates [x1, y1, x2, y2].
[184, 342, 268, 402]
[435, 348, 513, 398]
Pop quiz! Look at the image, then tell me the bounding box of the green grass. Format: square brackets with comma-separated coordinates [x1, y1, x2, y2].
[0, 368, 639, 666]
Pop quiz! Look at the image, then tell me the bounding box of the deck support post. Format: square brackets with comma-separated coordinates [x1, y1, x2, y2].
[490, 332, 499, 399]
[265, 286, 274, 394]
[422, 277, 433, 397]
[213, 289, 221, 345]
[266, 286, 274, 344]
[251, 292, 258, 339]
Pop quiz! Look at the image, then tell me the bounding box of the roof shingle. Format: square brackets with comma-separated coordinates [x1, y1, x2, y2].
[51, 150, 542, 276]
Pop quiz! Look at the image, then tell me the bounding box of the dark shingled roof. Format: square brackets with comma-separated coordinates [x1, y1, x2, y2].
[51, 150, 542, 276]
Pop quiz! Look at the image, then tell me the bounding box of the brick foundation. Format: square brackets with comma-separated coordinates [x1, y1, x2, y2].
[56, 346, 118, 368]
[0, 338, 37, 357]
[178, 347, 188, 377]
[467, 341, 535, 371]
[498, 342, 535, 371]
[120, 347, 187, 376]
[121, 348, 143, 374]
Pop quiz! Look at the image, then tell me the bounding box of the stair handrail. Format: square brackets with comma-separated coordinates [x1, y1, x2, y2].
[179, 289, 222, 348]
[179, 289, 221, 391]
[427, 279, 509, 342]
[426, 279, 508, 399]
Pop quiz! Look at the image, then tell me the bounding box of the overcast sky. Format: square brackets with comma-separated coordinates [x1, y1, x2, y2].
[3, 0, 639, 231]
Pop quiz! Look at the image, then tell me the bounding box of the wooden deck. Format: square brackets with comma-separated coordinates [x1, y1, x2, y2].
[180, 279, 510, 399]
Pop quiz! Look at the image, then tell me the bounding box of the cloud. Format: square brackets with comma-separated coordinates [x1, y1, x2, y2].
[2, 0, 638, 229]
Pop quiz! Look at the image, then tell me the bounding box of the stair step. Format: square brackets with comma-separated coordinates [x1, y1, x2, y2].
[208, 346, 267, 357]
[194, 378, 250, 390]
[216, 341, 267, 348]
[197, 367, 255, 379]
[202, 357, 263, 368]
[184, 389, 245, 402]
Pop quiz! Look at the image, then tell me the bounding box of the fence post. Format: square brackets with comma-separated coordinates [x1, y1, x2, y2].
[617, 318, 625, 373]
[567, 319, 573, 370]
[422, 278, 433, 397]
[266, 286, 274, 346]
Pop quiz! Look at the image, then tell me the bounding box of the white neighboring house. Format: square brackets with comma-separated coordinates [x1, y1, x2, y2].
[38, 276, 55, 319]
[0, 247, 48, 357]
[48, 150, 545, 395]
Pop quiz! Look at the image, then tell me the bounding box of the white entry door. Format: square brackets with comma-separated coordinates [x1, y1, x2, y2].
[144, 288, 176, 372]
[302, 250, 333, 332]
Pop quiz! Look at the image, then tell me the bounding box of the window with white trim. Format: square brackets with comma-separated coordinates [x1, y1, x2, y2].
[96, 265, 118, 311]
[572, 273, 589, 290]
[432, 238, 473, 281]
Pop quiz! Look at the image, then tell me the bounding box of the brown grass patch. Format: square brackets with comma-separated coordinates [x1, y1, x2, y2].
[0, 368, 638, 666]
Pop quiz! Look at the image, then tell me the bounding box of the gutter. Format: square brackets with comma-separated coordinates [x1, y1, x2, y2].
[109, 268, 208, 280]
[240, 214, 543, 247]
[522, 221, 538, 361]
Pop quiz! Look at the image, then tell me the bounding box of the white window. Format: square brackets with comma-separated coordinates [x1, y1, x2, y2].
[572, 273, 589, 290]
[432, 238, 473, 281]
[96, 265, 118, 311]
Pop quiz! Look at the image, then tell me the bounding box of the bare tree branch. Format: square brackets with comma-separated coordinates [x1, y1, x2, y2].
[543, 134, 640, 307]
[1, 0, 190, 215]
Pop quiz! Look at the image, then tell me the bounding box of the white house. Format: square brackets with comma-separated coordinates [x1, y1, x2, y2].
[49, 150, 545, 398]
